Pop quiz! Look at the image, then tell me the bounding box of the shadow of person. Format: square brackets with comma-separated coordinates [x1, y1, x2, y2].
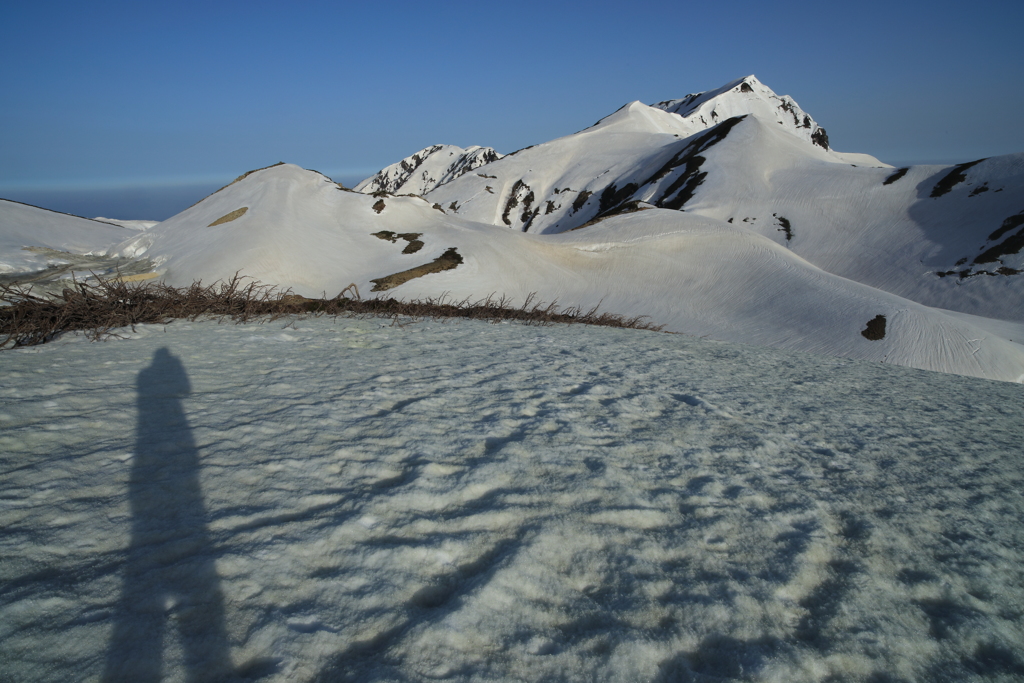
[103, 347, 233, 682]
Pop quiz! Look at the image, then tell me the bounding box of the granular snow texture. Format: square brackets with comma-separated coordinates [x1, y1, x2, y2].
[1, 317, 1023, 682]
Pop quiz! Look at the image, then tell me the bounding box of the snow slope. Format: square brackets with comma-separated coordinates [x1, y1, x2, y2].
[424, 76, 885, 236]
[94, 217, 160, 231]
[660, 118, 1024, 322]
[5, 75, 1024, 381]
[355, 144, 502, 196]
[0, 199, 133, 275]
[108, 163, 1024, 382]
[2, 316, 1023, 682]
[418, 80, 1023, 322]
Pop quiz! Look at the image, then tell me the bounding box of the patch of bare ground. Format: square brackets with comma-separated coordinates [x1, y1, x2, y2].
[372, 231, 424, 254]
[208, 207, 248, 227]
[370, 248, 463, 291]
[0, 274, 663, 348]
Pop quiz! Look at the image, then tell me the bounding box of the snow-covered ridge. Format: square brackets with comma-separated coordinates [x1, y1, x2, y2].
[651, 74, 831, 150]
[0, 199, 134, 275]
[355, 144, 503, 196]
[93, 217, 159, 231]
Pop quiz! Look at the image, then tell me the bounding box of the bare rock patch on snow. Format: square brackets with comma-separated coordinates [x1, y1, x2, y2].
[861, 314, 887, 340]
[370, 247, 463, 292]
[208, 207, 248, 227]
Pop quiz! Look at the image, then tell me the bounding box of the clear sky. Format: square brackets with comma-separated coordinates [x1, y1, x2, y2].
[2, 0, 1022, 219]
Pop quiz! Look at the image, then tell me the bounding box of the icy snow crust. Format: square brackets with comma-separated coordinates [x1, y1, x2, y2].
[2, 317, 1023, 682]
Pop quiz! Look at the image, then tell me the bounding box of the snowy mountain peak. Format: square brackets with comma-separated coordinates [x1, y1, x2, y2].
[652, 75, 830, 150]
[355, 144, 503, 196]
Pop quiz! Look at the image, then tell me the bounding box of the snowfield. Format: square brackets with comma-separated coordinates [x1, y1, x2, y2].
[2, 316, 1023, 682]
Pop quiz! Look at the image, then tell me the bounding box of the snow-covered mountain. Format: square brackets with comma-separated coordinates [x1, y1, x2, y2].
[425, 75, 885, 236]
[354, 144, 502, 195]
[3, 75, 1024, 382]
[651, 75, 834, 152]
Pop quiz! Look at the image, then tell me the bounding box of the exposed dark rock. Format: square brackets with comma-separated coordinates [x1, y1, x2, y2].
[501, 180, 531, 227]
[774, 214, 792, 242]
[641, 116, 746, 189]
[656, 157, 707, 210]
[811, 128, 830, 150]
[972, 210, 1024, 264]
[372, 200, 386, 214]
[740, 82, 753, 93]
[544, 200, 557, 215]
[986, 210, 1024, 242]
[571, 190, 592, 214]
[930, 159, 986, 198]
[883, 168, 909, 186]
[969, 183, 990, 197]
[371, 231, 422, 253]
[598, 182, 640, 216]
[861, 315, 886, 341]
[520, 190, 538, 231]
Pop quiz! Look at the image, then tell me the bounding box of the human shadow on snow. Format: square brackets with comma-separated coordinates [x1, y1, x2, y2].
[102, 347, 236, 683]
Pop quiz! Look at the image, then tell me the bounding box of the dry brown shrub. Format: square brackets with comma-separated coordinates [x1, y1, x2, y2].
[1, 274, 663, 349]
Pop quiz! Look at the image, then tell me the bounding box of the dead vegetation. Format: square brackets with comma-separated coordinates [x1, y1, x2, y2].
[0, 274, 663, 349]
[208, 207, 248, 226]
[370, 248, 463, 291]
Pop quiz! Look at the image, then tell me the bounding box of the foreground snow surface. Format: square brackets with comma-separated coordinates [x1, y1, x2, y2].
[2, 318, 1023, 683]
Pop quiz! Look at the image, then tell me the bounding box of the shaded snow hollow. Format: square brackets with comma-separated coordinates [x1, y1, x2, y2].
[2, 317, 1023, 682]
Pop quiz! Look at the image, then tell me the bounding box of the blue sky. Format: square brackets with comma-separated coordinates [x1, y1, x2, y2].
[2, 0, 1022, 219]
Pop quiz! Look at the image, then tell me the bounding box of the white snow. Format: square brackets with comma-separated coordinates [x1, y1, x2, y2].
[93, 217, 160, 231]
[0, 200, 132, 274]
[355, 145, 503, 196]
[2, 316, 1023, 682]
